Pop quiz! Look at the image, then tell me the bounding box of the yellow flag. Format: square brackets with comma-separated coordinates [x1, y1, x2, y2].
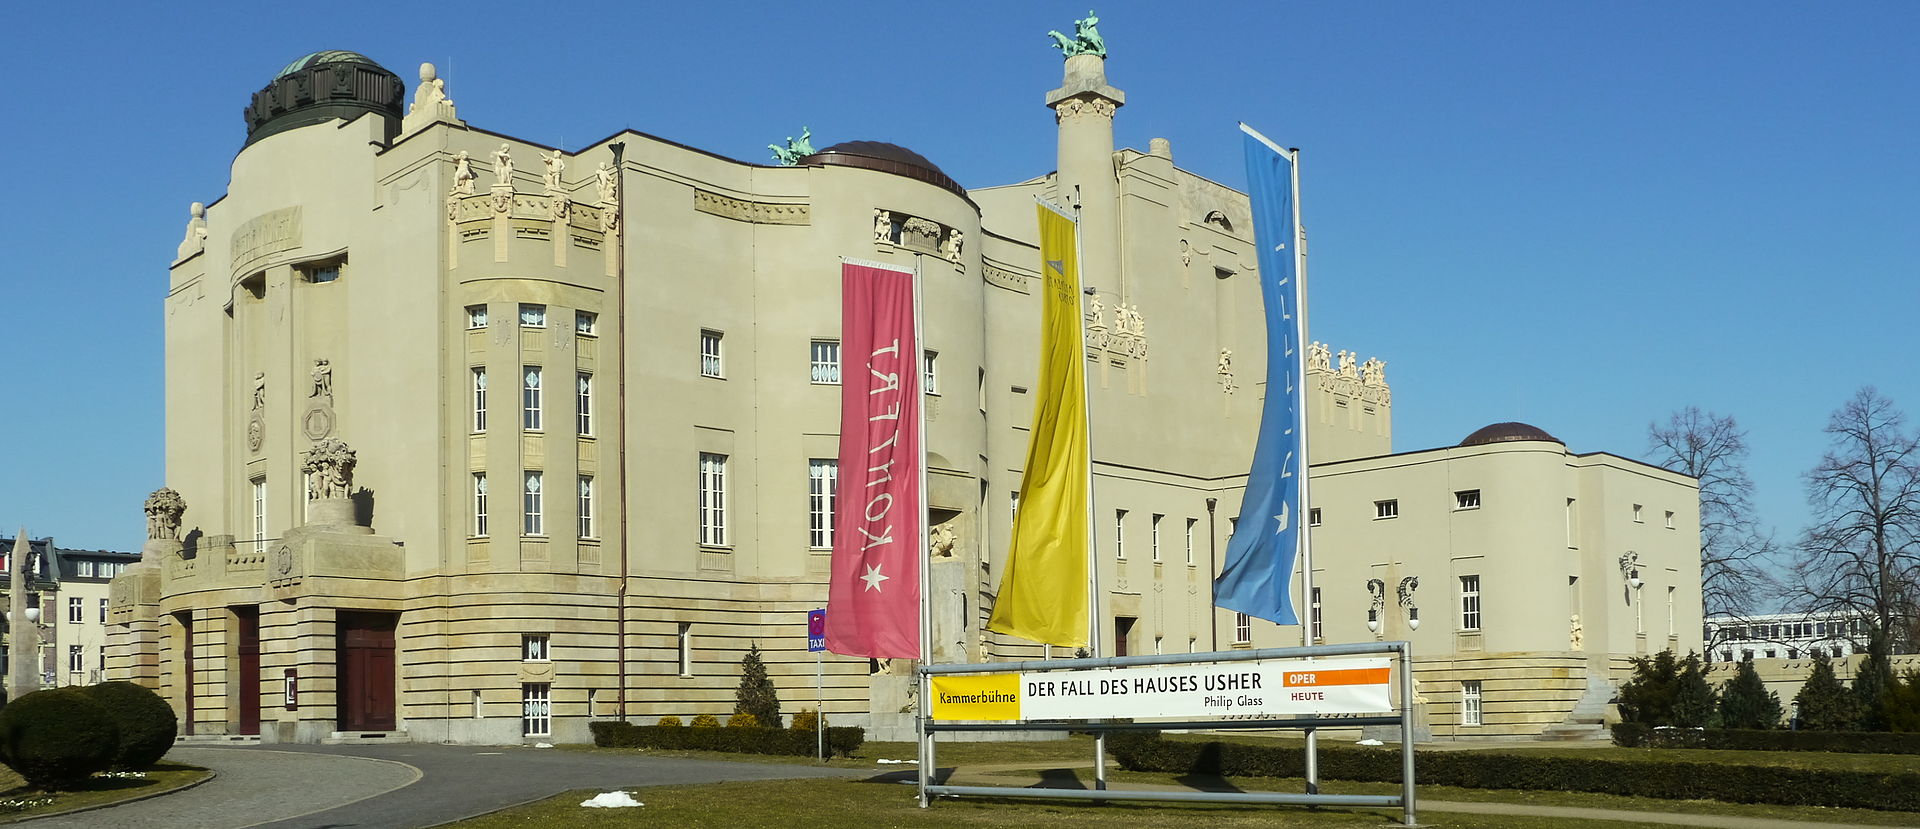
[987, 203, 1090, 647]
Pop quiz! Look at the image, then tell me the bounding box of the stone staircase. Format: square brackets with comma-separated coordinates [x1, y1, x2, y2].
[1538, 670, 1615, 742]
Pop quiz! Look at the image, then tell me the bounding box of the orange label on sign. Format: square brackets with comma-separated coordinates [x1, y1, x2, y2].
[1282, 667, 1391, 687]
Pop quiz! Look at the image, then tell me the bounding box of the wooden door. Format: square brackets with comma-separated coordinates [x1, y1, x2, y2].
[235, 607, 261, 736]
[337, 612, 398, 732]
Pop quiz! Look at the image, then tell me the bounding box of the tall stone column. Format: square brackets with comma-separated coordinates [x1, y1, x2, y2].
[1047, 53, 1126, 298]
[8, 526, 39, 701]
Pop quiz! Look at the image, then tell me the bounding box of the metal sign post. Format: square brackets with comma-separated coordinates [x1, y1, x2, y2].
[807, 609, 827, 762]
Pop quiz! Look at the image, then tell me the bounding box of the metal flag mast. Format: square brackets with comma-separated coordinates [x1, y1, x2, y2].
[1289, 144, 1320, 794]
[912, 255, 935, 809]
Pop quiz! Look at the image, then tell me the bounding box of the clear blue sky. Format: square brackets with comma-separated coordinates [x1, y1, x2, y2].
[2, 1, 1914, 560]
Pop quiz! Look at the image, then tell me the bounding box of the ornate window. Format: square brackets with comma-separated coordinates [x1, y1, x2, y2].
[1462, 681, 1483, 726]
[699, 453, 728, 546]
[700, 330, 723, 378]
[522, 683, 551, 737]
[519, 304, 546, 327]
[576, 373, 592, 436]
[472, 368, 487, 432]
[522, 634, 550, 662]
[809, 460, 837, 549]
[522, 367, 542, 431]
[578, 476, 595, 539]
[472, 474, 488, 536]
[523, 472, 544, 536]
[811, 340, 841, 384]
[1460, 575, 1482, 631]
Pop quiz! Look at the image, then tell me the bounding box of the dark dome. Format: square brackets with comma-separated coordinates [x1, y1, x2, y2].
[245, 50, 403, 147]
[1460, 422, 1563, 447]
[800, 141, 967, 200]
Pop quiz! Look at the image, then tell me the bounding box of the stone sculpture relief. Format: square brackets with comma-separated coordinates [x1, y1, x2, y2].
[177, 202, 209, 260]
[309, 359, 333, 400]
[1361, 357, 1387, 387]
[252, 372, 267, 411]
[941, 228, 965, 264]
[595, 162, 618, 206]
[1217, 348, 1233, 376]
[1307, 341, 1332, 372]
[404, 62, 462, 131]
[1337, 350, 1359, 379]
[541, 149, 566, 195]
[452, 151, 477, 196]
[872, 209, 893, 242]
[302, 437, 357, 501]
[143, 487, 187, 541]
[1115, 304, 1145, 337]
[1087, 295, 1105, 328]
[492, 143, 514, 187]
[1046, 10, 1107, 57]
[1570, 614, 1584, 651]
[768, 127, 815, 166]
[929, 524, 956, 558]
[1053, 97, 1117, 122]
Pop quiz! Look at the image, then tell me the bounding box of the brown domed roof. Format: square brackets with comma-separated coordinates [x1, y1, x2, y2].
[1460, 422, 1563, 447]
[800, 141, 967, 200]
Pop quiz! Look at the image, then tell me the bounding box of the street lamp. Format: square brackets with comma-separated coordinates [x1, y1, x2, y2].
[1619, 552, 1643, 590]
[1397, 576, 1421, 631]
[1366, 579, 1386, 633]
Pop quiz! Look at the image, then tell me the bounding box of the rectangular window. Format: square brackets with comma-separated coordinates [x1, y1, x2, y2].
[700, 330, 723, 377]
[1667, 586, 1676, 636]
[77, 560, 95, 578]
[922, 350, 939, 394]
[1460, 575, 1482, 631]
[523, 472, 544, 536]
[99, 598, 109, 624]
[1566, 498, 1579, 548]
[1185, 518, 1197, 565]
[576, 373, 592, 436]
[304, 263, 341, 284]
[472, 474, 489, 536]
[471, 368, 487, 432]
[68, 597, 83, 623]
[467, 305, 488, 329]
[523, 634, 550, 662]
[1455, 489, 1481, 510]
[1665, 510, 1675, 529]
[1462, 680, 1483, 726]
[808, 459, 837, 549]
[1114, 509, 1127, 559]
[699, 453, 728, 546]
[522, 367, 543, 431]
[251, 477, 267, 545]
[1309, 507, 1322, 527]
[1234, 612, 1252, 645]
[1311, 587, 1324, 641]
[578, 476, 595, 539]
[519, 303, 546, 327]
[1633, 503, 1644, 523]
[1374, 499, 1399, 520]
[1151, 514, 1163, 562]
[677, 623, 694, 676]
[522, 683, 551, 737]
[69, 645, 82, 673]
[575, 311, 597, 336]
[810, 340, 841, 385]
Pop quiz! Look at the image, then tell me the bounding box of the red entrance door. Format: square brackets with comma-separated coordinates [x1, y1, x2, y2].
[337, 612, 397, 732]
[235, 607, 261, 735]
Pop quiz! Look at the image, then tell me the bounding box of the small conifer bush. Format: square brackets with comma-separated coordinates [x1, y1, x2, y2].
[689, 713, 721, 728]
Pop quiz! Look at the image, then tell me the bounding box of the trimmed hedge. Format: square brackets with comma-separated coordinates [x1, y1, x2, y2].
[1108, 731, 1920, 812]
[1612, 723, 1920, 755]
[590, 721, 864, 758]
[84, 682, 179, 770]
[0, 687, 122, 791]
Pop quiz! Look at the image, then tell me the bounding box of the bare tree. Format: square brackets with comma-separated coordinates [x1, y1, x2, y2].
[1789, 387, 1920, 653]
[1648, 407, 1775, 633]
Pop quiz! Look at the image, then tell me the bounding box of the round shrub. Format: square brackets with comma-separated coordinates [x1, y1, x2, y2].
[84, 681, 178, 770]
[689, 713, 721, 728]
[0, 687, 122, 790]
[726, 712, 760, 728]
[656, 715, 683, 727]
[790, 709, 820, 731]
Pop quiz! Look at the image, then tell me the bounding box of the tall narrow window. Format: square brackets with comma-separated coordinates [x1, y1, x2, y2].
[576, 373, 592, 436]
[811, 340, 841, 384]
[1185, 518, 1197, 565]
[578, 476, 595, 539]
[471, 368, 487, 432]
[251, 477, 267, 546]
[677, 623, 694, 676]
[1234, 612, 1252, 645]
[467, 304, 488, 329]
[1462, 680, 1483, 726]
[1460, 575, 1482, 631]
[1010, 491, 1020, 524]
[699, 453, 728, 546]
[1667, 586, 1676, 636]
[472, 474, 488, 536]
[99, 598, 109, 624]
[523, 472, 544, 536]
[1632, 503, 1644, 523]
[1151, 514, 1163, 562]
[1665, 510, 1676, 529]
[700, 330, 723, 377]
[519, 303, 546, 327]
[1566, 497, 1579, 547]
[522, 367, 543, 431]
[522, 683, 551, 737]
[1114, 509, 1127, 559]
[1311, 587, 1324, 641]
[69, 645, 82, 673]
[922, 350, 939, 394]
[68, 597, 82, 623]
[808, 459, 837, 549]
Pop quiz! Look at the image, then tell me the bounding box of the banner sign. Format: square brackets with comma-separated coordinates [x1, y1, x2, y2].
[929, 657, 1391, 721]
[825, 260, 924, 659]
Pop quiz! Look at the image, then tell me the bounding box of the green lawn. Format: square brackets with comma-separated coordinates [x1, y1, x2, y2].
[444, 778, 1679, 829]
[0, 763, 210, 822]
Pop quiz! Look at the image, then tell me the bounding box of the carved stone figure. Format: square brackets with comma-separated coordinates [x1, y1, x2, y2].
[302, 437, 357, 501]
[252, 372, 266, 410]
[1117, 304, 1145, 336]
[873, 209, 893, 242]
[1046, 10, 1108, 57]
[595, 162, 618, 205]
[941, 228, 965, 264]
[492, 143, 514, 187]
[452, 151, 478, 196]
[1217, 348, 1233, 376]
[177, 202, 209, 260]
[768, 126, 815, 166]
[1087, 295, 1105, 327]
[541, 149, 566, 194]
[144, 487, 187, 541]
[929, 524, 956, 558]
[1308, 341, 1332, 372]
[411, 62, 448, 113]
[310, 359, 332, 399]
[1570, 614, 1584, 651]
[1337, 350, 1359, 378]
[1361, 357, 1387, 386]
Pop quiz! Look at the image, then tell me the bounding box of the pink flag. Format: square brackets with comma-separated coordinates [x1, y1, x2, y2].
[826, 261, 923, 659]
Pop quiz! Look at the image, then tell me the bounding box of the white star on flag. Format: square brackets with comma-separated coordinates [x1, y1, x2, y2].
[1274, 503, 1290, 534]
[860, 563, 889, 592]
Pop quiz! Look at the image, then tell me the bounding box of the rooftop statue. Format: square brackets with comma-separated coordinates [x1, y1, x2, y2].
[1047, 11, 1107, 58]
[768, 127, 815, 166]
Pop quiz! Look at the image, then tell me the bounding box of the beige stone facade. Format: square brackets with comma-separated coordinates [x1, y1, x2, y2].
[111, 46, 1700, 744]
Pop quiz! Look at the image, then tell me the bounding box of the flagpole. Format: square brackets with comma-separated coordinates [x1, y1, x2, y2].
[914, 256, 935, 809]
[1290, 146, 1320, 795]
[1071, 187, 1108, 793]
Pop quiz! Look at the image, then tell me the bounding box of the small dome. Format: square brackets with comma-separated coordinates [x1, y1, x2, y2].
[245, 50, 403, 147]
[800, 141, 967, 200]
[1460, 422, 1563, 447]
[276, 50, 384, 79]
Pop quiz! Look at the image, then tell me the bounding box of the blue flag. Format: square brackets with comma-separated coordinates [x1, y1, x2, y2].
[1213, 125, 1307, 626]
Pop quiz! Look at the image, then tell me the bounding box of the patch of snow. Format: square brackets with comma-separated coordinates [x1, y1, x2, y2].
[1356, 739, 1384, 746]
[533, 742, 555, 749]
[876, 758, 918, 764]
[580, 791, 644, 808]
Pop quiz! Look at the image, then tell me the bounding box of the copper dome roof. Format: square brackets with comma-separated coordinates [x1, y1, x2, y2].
[1460, 422, 1563, 447]
[800, 141, 967, 201]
